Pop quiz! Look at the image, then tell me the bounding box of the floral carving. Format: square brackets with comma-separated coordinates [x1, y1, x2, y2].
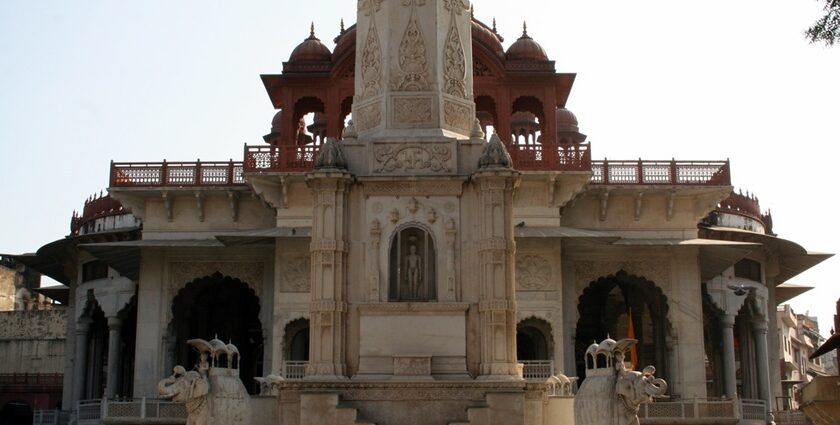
[394, 97, 433, 124]
[359, 3, 383, 99]
[280, 255, 311, 292]
[516, 254, 552, 290]
[443, 100, 471, 131]
[473, 59, 492, 77]
[443, 5, 467, 98]
[393, 0, 430, 91]
[374, 145, 452, 173]
[355, 102, 382, 131]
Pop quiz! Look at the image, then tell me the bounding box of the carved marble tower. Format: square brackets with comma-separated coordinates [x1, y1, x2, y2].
[353, 0, 476, 139]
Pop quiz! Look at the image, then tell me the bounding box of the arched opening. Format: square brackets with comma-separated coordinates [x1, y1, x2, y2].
[283, 318, 310, 362]
[340, 96, 354, 135]
[511, 96, 545, 144]
[702, 286, 725, 397]
[574, 270, 671, 382]
[475, 95, 497, 139]
[389, 226, 436, 302]
[293, 96, 326, 146]
[170, 272, 263, 394]
[114, 296, 137, 398]
[0, 401, 33, 425]
[79, 293, 108, 400]
[516, 318, 552, 361]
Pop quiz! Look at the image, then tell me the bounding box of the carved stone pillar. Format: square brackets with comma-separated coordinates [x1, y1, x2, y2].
[720, 313, 737, 398]
[752, 319, 774, 422]
[369, 219, 381, 301]
[104, 316, 122, 398]
[305, 170, 353, 379]
[73, 318, 93, 405]
[473, 170, 520, 379]
[353, 0, 475, 139]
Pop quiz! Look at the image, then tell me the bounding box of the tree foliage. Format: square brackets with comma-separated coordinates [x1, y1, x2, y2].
[806, 0, 840, 45]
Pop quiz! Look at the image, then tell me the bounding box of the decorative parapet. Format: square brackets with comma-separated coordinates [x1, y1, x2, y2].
[70, 192, 133, 236]
[704, 190, 774, 235]
[244, 144, 320, 172]
[110, 160, 245, 187]
[590, 159, 730, 186]
[510, 142, 591, 171]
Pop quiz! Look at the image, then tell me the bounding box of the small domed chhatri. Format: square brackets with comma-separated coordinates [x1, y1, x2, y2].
[471, 17, 505, 58]
[505, 22, 549, 61]
[288, 23, 332, 63]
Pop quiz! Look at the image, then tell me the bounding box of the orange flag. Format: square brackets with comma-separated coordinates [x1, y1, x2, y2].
[627, 307, 638, 370]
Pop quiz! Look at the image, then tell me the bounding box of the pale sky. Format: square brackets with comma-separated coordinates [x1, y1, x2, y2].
[0, 1, 838, 333]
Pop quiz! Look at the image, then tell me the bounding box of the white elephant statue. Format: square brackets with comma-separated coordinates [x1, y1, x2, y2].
[158, 338, 251, 425]
[158, 366, 210, 425]
[615, 365, 668, 425]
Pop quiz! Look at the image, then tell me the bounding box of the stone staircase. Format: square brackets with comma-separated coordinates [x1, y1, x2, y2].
[300, 393, 376, 425]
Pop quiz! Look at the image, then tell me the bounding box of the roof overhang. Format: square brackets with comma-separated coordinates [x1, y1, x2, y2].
[612, 238, 762, 281]
[215, 227, 311, 246]
[775, 283, 815, 304]
[701, 226, 833, 283]
[514, 226, 618, 243]
[79, 239, 224, 280]
[810, 333, 840, 360]
[32, 285, 70, 305]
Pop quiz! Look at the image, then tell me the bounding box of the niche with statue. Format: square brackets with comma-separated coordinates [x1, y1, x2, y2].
[388, 226, 436, 302]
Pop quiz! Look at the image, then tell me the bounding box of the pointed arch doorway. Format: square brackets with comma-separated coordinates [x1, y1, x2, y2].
[574, 270, 671, 382]
[170, 272, 263, 394]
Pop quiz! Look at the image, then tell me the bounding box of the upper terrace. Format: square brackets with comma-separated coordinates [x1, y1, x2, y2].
[108, 145, 731, 188]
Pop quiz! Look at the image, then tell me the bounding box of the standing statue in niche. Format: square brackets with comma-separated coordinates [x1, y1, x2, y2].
[405, 244, 422, 299]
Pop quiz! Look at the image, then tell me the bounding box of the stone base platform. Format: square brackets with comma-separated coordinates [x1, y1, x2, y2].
[273, 380, 574, 425]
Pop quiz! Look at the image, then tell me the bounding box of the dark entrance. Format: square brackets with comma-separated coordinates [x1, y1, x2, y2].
[0, 401, 32, 425]
[516, 318, 552, 361]
[170, 272, 263, 394]
[574, 270, 671, 382]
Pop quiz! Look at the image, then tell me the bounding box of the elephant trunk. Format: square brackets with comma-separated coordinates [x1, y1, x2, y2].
[644, 377, 668, 397]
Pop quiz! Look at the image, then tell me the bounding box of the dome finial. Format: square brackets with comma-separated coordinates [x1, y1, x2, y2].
[492, 18, 497, 33]
[470, 4, 474, 19]
[522, 21, 528, 37]
[310, 22, 315, 37]
[340, 18, 345, 33]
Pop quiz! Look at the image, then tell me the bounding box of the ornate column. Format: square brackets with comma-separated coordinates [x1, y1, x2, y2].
[752, 319, 774, 422]
[473, 135, 520, 379]
[720, 313, 738, 398]
[105, 316, 122, 398]
[305, 139, 352, 379]
[73, 318, 93, 404]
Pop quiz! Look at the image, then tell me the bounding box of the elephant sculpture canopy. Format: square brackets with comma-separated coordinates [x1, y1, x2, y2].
[575, 337, 669, 425]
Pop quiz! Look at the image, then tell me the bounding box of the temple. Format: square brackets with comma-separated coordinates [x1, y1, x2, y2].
[9, 2, 832, 424]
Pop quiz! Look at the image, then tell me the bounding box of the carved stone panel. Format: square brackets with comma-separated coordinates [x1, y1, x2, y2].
[443, 100, 472, 132]
[168, 262, 264, 301]
[392, 0, 430, 91]
[355, 102, 382, 132]
[516, 254, 553, 290]
[393, 356, 432, 376]
[393, 97, 433, 126]
[279, 255, 311, 292]
[574, 260, 671, 293]
[359, 8, 383, 99]
[373, 144, 452, 173]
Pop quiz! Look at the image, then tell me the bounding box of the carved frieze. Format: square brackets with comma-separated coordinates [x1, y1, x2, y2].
[443, 100, 472, 132]
[280, 255, 311, 292]
[516, 254, 553, 290]
[355, 102, 382, 132]
[373, 144, 452, 173]
[359, 0, 383, 99]
[393, 356, 431, 376]
[168, 262, 264, 305]
[574, 260, 671, 292]
[393, 0, 430, 91]
[443, 2, 468, 98]
[362, 180, 464, 196]
[393, 97, 433, 125]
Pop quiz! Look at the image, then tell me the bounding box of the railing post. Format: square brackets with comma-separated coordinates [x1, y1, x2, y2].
[141, 397, 147, 418]
[637, 158, 643, 184]
[228, 159, 235, 184]
[100, 398, 107, 421]
[692, 397, 698, 418]
[161, 159, 168, 186]
[195, 159, 202, 185]
[603, 158, 609, 184]
[669, 158, 677, 184]
[109, 160, 115, 187]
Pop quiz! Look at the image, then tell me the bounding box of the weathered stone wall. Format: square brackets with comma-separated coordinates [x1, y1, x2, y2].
[0, 264, 15, 311]
[0, 308, 67, 373]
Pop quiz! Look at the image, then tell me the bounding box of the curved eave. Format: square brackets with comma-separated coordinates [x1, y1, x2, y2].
[776, 282, 815, 304]
[700, 226, 833, 283]
[10, 227, 141, 284]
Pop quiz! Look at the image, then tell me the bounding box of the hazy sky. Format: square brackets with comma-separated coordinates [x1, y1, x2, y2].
[0, 1, 837, 333]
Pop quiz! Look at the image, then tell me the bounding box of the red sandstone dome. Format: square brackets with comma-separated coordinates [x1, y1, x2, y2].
[471, 18, 504, 58]
[288, 24, 332, 62]
[333, 23, 356, 60]
[555, 108, 579, 133]
[505, 23, 548, 61]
